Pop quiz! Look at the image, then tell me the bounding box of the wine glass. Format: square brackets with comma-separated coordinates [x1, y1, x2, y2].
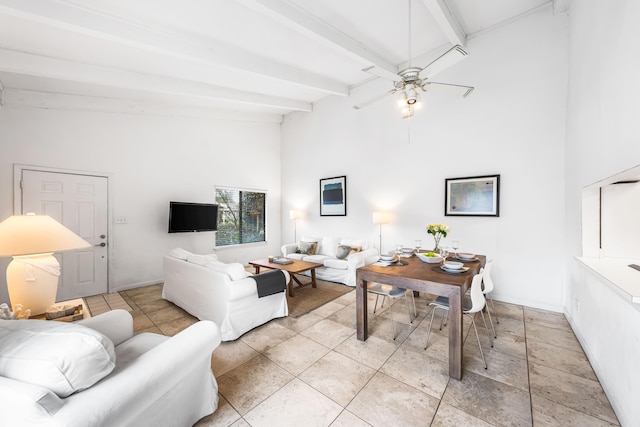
[415, 240, 421, 253]
[441, 247, 449, 262]
[451, 240, 460, 258]
[395, 244, 402, 258]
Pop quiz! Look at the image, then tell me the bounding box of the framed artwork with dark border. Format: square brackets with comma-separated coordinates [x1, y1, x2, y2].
[320, 175, 347, 216]
[445, 174, 500, 217]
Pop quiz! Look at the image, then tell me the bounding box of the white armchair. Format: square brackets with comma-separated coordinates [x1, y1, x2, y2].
[0, 309, 221, 426]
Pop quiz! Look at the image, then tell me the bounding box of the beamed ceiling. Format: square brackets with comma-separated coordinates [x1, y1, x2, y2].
[0, 0, 569, 122]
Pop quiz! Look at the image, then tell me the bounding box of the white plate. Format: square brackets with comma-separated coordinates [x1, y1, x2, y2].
[379, 255, 398, 262]
[456, 256, 478, 262]
[440, 266, 469, 273]
[401, 248, 414, 253]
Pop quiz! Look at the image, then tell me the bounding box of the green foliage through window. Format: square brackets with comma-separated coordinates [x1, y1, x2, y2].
[215, 188, 266, 247]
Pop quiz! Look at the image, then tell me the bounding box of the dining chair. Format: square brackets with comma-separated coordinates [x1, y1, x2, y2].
[424, 273, 489, 369]
[482, 260, 499, 338]
[437, 267, 494, 348]
[367, 282, 416, 340]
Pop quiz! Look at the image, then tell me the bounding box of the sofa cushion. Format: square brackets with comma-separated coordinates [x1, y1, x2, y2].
[324, 258, 349, 270]
[297, 241, 318, 255]
[186, 254, 220, 266]
[286, 253, 306, 260]
[169, 247, 193, 260]
[0, 319, 116, 397]
[303, 254, 332, 263]
[204, 262, 250, 281]
[319, 236, 341, 258]
[0, 376, 63, 416]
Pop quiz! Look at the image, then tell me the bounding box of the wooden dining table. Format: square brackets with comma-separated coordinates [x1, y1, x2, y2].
[356, 254, 486, 380]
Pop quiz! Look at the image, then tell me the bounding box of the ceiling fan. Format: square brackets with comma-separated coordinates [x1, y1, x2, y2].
[353, 1, 474, 118]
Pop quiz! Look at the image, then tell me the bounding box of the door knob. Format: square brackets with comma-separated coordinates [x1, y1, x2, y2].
[95, 242, 106, 247]
[100, 234, 106, 239]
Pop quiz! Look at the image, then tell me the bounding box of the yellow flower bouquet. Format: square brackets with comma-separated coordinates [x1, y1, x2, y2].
[426, 223, 450, 253]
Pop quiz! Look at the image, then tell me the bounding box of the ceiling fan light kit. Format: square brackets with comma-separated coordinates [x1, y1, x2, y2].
[354, 0, 474, 117]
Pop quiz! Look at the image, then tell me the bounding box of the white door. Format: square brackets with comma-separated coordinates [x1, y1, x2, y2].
[20, 169, 109, 300]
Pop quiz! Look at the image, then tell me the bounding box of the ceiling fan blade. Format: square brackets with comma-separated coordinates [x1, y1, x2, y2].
[423, 82, 474, 98]
[420, 45, 469, 79]
[352, 88, 398, 110]
[362, 65, 402, 82]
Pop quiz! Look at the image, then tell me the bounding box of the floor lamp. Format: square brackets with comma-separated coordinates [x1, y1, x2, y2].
[0, 214, 91, 316]
[372, 211, 390, 255]
[289, 210, 301, 242]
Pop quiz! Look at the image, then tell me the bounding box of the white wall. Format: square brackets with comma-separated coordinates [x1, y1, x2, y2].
[564, 1, 640, 425]
[282, 6, 568, 311]
[0, 107, 283, 301]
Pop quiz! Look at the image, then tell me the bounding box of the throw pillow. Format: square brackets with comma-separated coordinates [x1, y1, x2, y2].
[339, 238, 367, 251]
[0, 320, 116, 397]
[205, 262, 250, 281]
[297, 241, 317, 255]
[335, 245, 353, 260]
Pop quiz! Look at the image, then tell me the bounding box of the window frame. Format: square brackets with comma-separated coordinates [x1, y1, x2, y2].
[214, 186, 267, 248]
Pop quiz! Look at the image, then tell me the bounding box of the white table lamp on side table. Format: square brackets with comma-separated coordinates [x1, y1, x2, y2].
[0, 213, 91, 316]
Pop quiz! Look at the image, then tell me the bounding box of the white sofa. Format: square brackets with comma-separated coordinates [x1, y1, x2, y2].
[0, 309, 220, 427]
[163, 249, 289, 341]
[281, 236, 379, 287]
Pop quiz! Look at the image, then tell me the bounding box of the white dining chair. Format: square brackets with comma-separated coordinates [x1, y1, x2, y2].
[367, 282, 416, 340]
[424, 273, 489, 369]
[482, 260, 499, 338]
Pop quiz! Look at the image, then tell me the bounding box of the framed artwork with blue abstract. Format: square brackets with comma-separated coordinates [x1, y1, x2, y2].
[320, 175, 346, 216]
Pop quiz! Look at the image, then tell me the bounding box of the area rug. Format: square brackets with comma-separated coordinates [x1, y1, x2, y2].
[286, 275, 353, 318]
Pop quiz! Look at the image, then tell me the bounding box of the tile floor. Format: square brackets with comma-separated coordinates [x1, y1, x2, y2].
[92, 284, 620, 427]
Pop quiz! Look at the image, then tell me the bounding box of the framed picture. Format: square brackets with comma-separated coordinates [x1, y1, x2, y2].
[445, 175, 500, 216]
[320, 175, 347, 216]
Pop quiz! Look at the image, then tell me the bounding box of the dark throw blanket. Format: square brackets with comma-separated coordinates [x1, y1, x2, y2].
[254, 270, 287, 298]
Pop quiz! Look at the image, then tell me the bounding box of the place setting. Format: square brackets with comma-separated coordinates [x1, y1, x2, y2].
[432, 247, 471, 274]
[374, 246, 409, 266]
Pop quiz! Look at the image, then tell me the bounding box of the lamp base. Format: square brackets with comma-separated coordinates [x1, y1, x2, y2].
[6, 253, 60, 316]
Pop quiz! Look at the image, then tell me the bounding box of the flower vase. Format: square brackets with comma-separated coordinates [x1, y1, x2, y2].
[433, 236, 442, 254]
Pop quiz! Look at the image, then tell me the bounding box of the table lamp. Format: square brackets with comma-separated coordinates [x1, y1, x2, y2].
[372, 211, 390, 253]
[0, 213, 91, 316]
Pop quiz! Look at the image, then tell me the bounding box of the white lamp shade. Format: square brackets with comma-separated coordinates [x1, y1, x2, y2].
[0, 214, 91, 257]
[372, 211, 390, 224]
[289, 210, 302, 220]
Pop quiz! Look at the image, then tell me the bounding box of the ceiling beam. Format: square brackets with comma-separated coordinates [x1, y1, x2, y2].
[0, 48, 312, 112]
[420, 0, 467, 46]
[237, 0, 399, 76]
[2, 88, 284, 123]
[0, 0, 347, 96]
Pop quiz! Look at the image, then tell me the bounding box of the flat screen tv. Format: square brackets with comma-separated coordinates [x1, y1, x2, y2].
[168, 201, 218, 233]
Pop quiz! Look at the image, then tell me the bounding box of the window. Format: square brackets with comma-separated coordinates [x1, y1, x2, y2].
[215, 187, 266, 247]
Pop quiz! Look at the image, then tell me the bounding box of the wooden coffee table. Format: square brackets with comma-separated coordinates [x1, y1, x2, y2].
[249, 258, 323, 297]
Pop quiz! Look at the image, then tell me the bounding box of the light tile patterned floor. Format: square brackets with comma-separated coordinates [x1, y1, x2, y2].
[90, 285, 620, 427]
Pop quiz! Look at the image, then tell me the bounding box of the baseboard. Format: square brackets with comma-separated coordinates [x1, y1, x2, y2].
[492, 293, 563, 313]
